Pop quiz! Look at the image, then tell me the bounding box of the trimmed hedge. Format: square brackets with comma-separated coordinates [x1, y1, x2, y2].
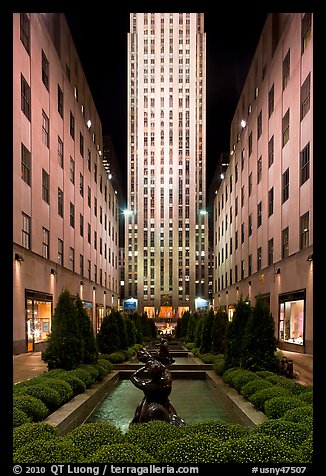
[253, 419, 310, 448]
[68, 368, 93, 388]
[13, 438, 80, 463]
[124, 420, 185, 455]
[13, 422, 58, 451]
[14, 383, 61, 412]
[231, 370, 260, 392]
[282, 405, 313, 424]
[85, 443, 157, 463]
[225, 434, 294, 463]
[264, 395, 306, 419]
[157, 435, 229, 463]
[240, 378, 273, 399]
[249, 386, 288, 411]
[183, 419, 249, 441]
[13, 407, 31, 428]
[64, 422, 124, 458]
[13, 394, 49, 422]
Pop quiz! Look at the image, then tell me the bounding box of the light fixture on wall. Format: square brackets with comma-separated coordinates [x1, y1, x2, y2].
[93, 286, 96, 291]
[50, 268, 56, 275]
[275, 268, 281, 275]
[80, 280, 83, 285]
[236, 286, 239, 290]
[248, 281, 251, 286]
[15, 253, 24, 262]
[307, 254, 313, 261]
[226, 291, 228, 295]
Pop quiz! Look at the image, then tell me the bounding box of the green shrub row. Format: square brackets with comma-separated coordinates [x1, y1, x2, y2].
[13, 418, 313, 464]
[13, 360, 113, 428]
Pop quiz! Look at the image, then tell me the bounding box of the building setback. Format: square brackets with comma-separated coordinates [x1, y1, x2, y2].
[125, 13, 208, 318]
[13, 13, 120, 354]
[213, 13, 313, 354]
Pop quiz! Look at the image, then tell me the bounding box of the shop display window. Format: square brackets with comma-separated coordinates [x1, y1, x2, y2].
[279, 298, 304, 345]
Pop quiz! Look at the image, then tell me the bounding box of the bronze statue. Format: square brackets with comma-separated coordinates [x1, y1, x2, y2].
[130, 348, 186, 427]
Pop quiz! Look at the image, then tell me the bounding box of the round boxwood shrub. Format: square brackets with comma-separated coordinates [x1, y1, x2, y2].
[249, 386, 288, 411]
[225, 434, 294, 463]
[265, 375, 307, 396]
[16, 384, 61, 412]
[264, 396, 305, 419]
[124, 420, 185, 455]
[184, 342, 196, 350]
[85, 443, 157, 463]
[68, 368, 93, 388]
[13, 438, 80, 463]
[231, 369, 261, 391]
[64, 422, 124, 458]
[107, 352, 126, 363]
[214, 358, 226, 376]
[222, 367, 241, 384]
[282, 404, 313, 424]
[157, 434, 229, 463]
[81, 364, 99, 383]
[297, 435, 313, 463]
[199, 353, 217, 364]
[255, 370, 276, 379]
[58, 373, 86, 395]
[13, 422, 58, 451]
[183, 419, 248, 441]
[240, 378, 273, 399]
[253, 419, 311, 448]
[92, 363, 106, 380]
[299, 390, 313, 405]
[33, 377, 74, 404]
[13, 394, 49, 422]
[13, 407, 31, 428]
[97, 358, 113, 372]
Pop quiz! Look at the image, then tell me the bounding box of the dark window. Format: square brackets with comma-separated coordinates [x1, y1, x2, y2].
[268, 187, 274, 217]
[42, 169, 49, 204]
[249, 214, 252, 236]
[70, 111, 75, 139]
[300, 73, 311, 120]
[257, 201, 262, 228]
[70, 202, 75, 228]
[248, 132, 252, 156]
[70, 157, 75, 184]
[22, 212, 31, 249]
[301, 13, 312, 54]
[257, 247, 262, 271]
[282, 49, 290, 90]
[42, 110, 49, 147]
[268, 84, 274, 118]
[257, 156, 262, 184]
[58, 136, 63, 168]
[80, 213, 84, 237]
[21, 143, 31, 185]
[80, 132, 84, 157]
[21, 74, 31, 120]
[300, 143, 310, 185]
[58, 188, 63, 217]
[58, 85, 64, 118]
[69, 247, 74, 272]
[248, 172, 252, 196]
[58, 239, 63, 265]
[41, 50, 49, 90]
[42, 227, 49, 259]
[80, 254, 84, 276]
[282, 168, 289, 203]
[20, 13, 30, 53]
[282, 227, 289, 259]
[300, 211, 309, 249]
[282, 109, 290, 147]
[257, 110, 262, 139]
[79, 173, 84, 196]
[268, 135, 274, 168]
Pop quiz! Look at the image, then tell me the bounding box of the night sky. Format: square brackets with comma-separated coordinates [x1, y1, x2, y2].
[65, 8, 268, 203]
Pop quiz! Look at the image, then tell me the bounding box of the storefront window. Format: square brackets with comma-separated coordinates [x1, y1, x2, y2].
[26, 291, 52, 351]
[279, 297, 304, 345]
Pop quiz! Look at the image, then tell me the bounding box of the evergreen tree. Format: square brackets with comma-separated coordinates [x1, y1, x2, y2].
[224, 296, 252, 369]
[149, 318, 157, 338]
[125, 315, 137, 347]
[241, 294, 278, 371]
[75, 296, 98, 364]
[114, 310, 128, 350]
[186, 312, 198, 343]
[180, 311, 190, 339]
[195, 316, 203, 349]
[200, 308, 215, 354]
[211, 308, 229, 354]
[96, 311, 121, 354]
[41, 289, 84, 370]
[129, 312, 143, 344]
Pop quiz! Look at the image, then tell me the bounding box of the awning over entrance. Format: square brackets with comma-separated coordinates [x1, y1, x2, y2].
[158, 306, 173, 318]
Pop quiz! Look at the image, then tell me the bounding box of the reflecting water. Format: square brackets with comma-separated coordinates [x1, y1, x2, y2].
[87, 379, 233, 432]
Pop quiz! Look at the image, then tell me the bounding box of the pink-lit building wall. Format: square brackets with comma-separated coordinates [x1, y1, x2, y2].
[13, 13, 120, 354]
[213, 13, 313, 354]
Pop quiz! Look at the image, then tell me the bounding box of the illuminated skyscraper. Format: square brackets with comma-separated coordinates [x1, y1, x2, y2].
[126, 13, 208, 318]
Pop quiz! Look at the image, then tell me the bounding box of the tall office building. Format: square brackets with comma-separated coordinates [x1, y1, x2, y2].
[213, 13, 313, 354]
[125, 13, 208, 318]
[13, 13, 120, 354]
